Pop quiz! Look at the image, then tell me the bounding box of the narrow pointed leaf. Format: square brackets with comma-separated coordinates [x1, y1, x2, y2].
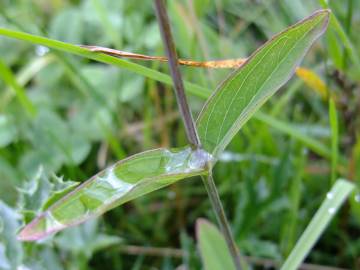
[281, 179, 354, 270]
[196, 219, 236, 270]
[18, 147, 211, 241]
[197, 10, 330, 157]
[0, 27, 210, 99]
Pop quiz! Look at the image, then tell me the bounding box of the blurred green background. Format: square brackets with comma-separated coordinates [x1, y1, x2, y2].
[0, 0, 359, 269]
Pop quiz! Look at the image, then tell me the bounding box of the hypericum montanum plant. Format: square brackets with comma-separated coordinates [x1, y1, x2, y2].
[1, 2, 353, 269]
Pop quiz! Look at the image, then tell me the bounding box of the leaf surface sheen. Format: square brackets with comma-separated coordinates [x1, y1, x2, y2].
[18, 147, 210, 241]
[197, 10, 330, 157]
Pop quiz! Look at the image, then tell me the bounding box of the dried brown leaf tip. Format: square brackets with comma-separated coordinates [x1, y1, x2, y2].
[80, 45, 246, 69]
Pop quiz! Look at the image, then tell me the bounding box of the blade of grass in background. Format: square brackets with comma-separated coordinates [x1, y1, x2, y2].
[255, 112, 332, 159]
[0, 55, 54, 111]
[18, 147, 210, 241]
[329, 98, 339, 185]
[0, 27, 211, 99]
[319, 0, 360, 72]
[280, 179, 355, 270]
[0, 26, 333, 160]
[196, 10, 329, 157]
[280, 147, 307, 256]
[0, 58, 36, 117]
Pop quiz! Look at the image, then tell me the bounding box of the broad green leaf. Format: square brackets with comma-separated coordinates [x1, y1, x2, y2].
[18, 147, 211, 241]
[197, 10, 330, 157]
[196, 219, 236, 270]
[281, 179, 354, 270]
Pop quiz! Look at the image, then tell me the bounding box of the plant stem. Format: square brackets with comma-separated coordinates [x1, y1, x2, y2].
[153, 1, 243, 269]
[202, 173, 244, 270]
[153, 0, 200, 148]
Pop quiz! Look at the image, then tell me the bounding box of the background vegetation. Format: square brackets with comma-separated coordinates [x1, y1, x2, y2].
[0, 0, 359, 269]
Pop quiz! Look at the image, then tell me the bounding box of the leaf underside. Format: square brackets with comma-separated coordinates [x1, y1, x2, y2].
[18, 147, 209, 241]
[197, 10, 329, 157]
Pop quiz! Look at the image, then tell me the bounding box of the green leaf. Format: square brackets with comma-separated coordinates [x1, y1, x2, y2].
[0, 202, 23, 269]
[17, 168, 79, 223]
[0, 27, 210, 99]
[0, 58, 36, 117]
[196, 219, 236, 270]
[255, 112, 332, 159]
[319, 0, 360, 72]
[280, 179, 354, 270]
[197, 10, 330, 157]
[18, 147, 211, 241]
[0, 114, 17, 148]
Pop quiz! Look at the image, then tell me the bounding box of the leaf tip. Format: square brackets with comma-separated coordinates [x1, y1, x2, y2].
[17, 213, 60, 242]
[196, 218, 213, 238]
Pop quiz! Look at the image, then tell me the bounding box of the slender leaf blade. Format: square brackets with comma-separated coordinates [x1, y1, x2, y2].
[18, 147, 210, 241]
[280, 179, 354, 270]
[196, 219, 236, 270]
[0, 27, 211, 99]
[329, 98, 339, 184]
[197, 10, 330, 157]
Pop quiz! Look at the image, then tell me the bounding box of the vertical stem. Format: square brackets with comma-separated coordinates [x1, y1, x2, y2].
[202, 173, 244, 270]
[342, 0, 353, 70]
[154, 0, 200, 147]
[153, 1, 243, 269]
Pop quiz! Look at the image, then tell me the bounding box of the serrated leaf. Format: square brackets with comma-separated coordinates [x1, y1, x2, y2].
[18, 147, 211, 241]
[0, 202, 23, 270]
[197, 10, 330, 157]
[196, 219, 236, 270]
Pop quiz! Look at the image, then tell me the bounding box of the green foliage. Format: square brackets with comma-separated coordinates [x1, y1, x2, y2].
[197, 10, 329, 157]
[0, 0, 359, 269]
[0, 202, 22, 270]
[18, 147, 209, 241]
[281, 179, 354, 270]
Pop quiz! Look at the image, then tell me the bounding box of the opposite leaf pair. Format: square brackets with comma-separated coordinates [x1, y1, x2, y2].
[18, 9, 330, 241]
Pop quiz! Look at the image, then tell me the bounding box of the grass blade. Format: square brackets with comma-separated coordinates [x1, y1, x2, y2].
[319, 0, 360, 71]
[0, 58, 36, 117]
[196, 10, 330, 157]
[18, 147, 211, 241]
[0, 27, 211, 99]
[280, 179, 355, 270]
[254, 112, 332, 159]
[329, 98, 339, 184]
